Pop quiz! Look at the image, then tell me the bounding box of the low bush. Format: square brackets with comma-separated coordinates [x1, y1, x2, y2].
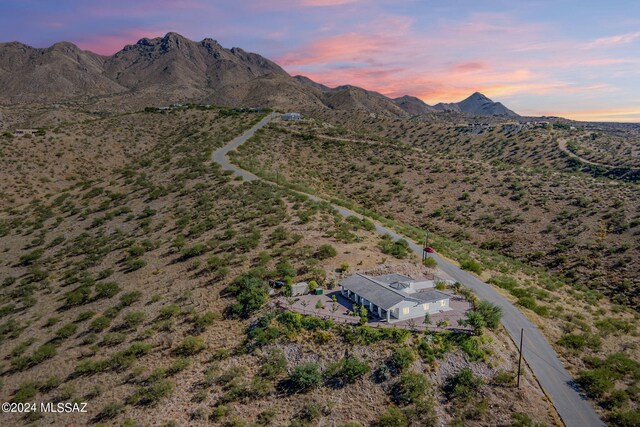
[55, 323, 78, 340]
[289, 362, 322, 392]
[119, 291, 143, 307]
[89, 316, 111, 332]
[379, 237, 410, 259]
[392, 372, 428, 405]
[158, 304, 181, 319]
[460, 259, 483, 275]
[443, 368, 483, 401]
[330, 356, 370, 385]
[391, 347, 415, 371]
[316, 244, 337, 260]
[557, 333, 601, 351]
[175, 336, 206, 355]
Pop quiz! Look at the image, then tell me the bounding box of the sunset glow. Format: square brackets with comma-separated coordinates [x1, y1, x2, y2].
[1, 0, 638, 121]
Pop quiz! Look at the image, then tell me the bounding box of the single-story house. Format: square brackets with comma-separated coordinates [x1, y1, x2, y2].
[282, 112, 302, 121]
[340, 273, 451, 323]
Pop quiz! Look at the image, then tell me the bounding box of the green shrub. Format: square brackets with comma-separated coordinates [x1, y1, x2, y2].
[577, 368, 614, 398]
[55, 323, 78, 340]
[181, 244, 208, 260]
[167, 357, 190, 375]
[0, 304, 15, 318]
[125, 258, 146, 271]
[95, 282, 120, 300]
[19, 248, 44, 266]
[44, 317, 60, 327]
[175, 336, 206, 355]
[375, 407, 408, 427]
[12, 382, 39, 403]
[158, 304, 181, 319]
[595, 318, 634, 336]
[316, 244, 337, 260]
[488, 275, 518, 291]
[461, 300, 502, 334]
[393, 372, 428, 405]
[65, 287, 92, 307]
[128, 379, 174, 406]
[492, 371, 515, 386]
[123, 311, 146, 329]
[511, 412, 546, 427]
[333, 356, 370, 384]
[276, 261, 296, 278]
[608, 409, 640, 427]
[94, 401, 125, 421]
[120, 291, 143, 307]
[443, 368, 483, 401]
[89, 316, 111, 332]
[101, 333, 126, 347]
[460, 259, 483, 274]
[423, 257, 437, 268]
[379, 237, 410, 259]
[192, 311, 217, 333]
[557, 333, 601, 350]
[391, 347, 415, 371]
[289, 362, 322, 392]
[75, 310, 95, 322]
[258, 349, 287, 380]
[226, 274, 269, 318]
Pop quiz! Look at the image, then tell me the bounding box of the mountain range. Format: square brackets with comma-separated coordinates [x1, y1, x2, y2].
[0, 32, 518, 117]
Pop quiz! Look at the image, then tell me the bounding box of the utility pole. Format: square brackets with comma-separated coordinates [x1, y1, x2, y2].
[517, 328, 524, 388]
[422, 232, 429, 261]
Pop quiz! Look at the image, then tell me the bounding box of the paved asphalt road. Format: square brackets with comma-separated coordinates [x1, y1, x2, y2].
[213, 114, 604, 427]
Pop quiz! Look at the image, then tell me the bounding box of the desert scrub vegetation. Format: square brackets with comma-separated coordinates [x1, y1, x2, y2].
[0, 107, 554, 426]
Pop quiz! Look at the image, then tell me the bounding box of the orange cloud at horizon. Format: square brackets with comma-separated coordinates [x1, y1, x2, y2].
[542, 108, 640, 123]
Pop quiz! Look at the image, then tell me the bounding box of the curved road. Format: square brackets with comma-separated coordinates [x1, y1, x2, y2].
[558, 138, 640, 171]
[214, 114, 604, 427]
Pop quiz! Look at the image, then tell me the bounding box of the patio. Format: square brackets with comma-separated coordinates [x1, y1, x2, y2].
[273, 289, 472, 332]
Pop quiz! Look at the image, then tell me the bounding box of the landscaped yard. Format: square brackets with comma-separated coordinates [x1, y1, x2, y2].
[275, 290, 472, 332]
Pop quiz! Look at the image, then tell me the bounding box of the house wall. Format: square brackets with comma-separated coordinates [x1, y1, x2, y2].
[389, 298, 450, 321]
[340, 286, 450, 322]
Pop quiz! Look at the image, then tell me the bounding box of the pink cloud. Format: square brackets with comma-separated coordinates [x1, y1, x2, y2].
[585, 31, 640, 49]
[450, 61, 488, 73]
[275, 9, 640, 108]
[75, 29, 164, 55]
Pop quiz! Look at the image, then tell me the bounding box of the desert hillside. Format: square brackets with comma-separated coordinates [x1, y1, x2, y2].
[0, 106, 561, 426]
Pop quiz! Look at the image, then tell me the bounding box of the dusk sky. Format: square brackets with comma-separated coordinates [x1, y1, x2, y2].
[1, 0, 639, 121]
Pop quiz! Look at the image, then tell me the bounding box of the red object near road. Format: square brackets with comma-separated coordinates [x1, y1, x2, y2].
[424, 247, 435, 253]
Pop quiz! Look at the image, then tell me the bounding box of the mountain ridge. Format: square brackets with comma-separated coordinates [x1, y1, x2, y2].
[433, 91, 519, 117]
[0, 32, 518, 117]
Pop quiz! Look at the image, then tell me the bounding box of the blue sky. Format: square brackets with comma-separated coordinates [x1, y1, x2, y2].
[1, 0, 639, 121]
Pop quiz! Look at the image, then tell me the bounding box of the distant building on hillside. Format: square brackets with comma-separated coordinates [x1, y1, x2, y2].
[282, 112, 302, 121]
[340, 273, 450, 322]
[14, 129, 38, 136]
